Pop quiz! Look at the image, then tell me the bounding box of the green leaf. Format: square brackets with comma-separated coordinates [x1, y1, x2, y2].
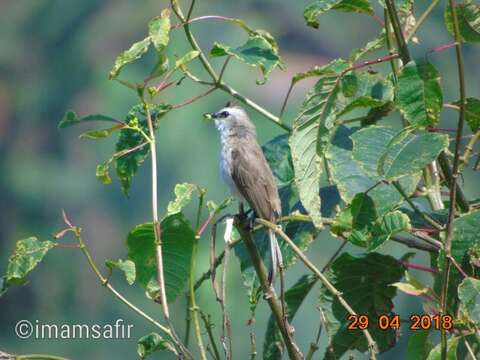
[263, 275, 316, 359]
[445, 1, 480, 43]
[348, 32, 386, 63]
[327, 125, 420, 216]
[59, 111, 120, 129]
[105, 259, 136, 285]
[391, 271, 433, 297]
[292, 58, 347, 85]
[127, 213, 195, 303]
[397, 60, 443, 127]
[4, 237, 55, 286]
[319, 252, 404, 359]
[137, 332, 170, 358]
[458, 277, 480, 326]
[262, 134, 294, 187]
[426, 336, 459, 360]
[148, 9, 170, 51]
[338, 72, 394, 117]
[290, 62, 349, 228]
[166, 183, 198, 216]
[96, 160, 113, 184]
[210, 35, 283, 84]
[304, 0, 374, 29]
[379, 131, 449, 179]
[109, 37, 152, 80]
[351, 125, 399, 177]
[407, 330, 433, 360]
[115, 104, 171, 195]
[452, 97, 480, 132]
[79, 124, 123, 139]
[174, 50, 200, 69]
[149, 54, 169, 79]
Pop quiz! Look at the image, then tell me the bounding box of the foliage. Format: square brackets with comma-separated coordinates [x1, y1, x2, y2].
[3, 0, 480, 359]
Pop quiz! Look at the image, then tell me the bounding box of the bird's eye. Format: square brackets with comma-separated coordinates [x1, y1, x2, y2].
[220, 111, 230, 118]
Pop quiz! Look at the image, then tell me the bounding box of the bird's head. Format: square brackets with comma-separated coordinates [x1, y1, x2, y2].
[204, 101, 256, 135]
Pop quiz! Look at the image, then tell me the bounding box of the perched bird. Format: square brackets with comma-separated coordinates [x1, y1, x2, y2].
[206, 102, 282, 285]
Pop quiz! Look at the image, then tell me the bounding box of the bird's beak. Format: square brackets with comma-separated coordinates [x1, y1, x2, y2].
[203, 112, 219, 121]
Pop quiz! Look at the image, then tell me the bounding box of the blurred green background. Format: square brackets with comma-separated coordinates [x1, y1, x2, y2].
[1, 1, 479, 359]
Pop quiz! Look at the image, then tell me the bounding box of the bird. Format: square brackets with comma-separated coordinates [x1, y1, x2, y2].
[206, 102, 283, 286]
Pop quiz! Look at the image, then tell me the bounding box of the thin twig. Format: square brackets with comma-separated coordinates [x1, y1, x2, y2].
[393, 181, 444, 231]
[172, 87, 217, 109]
[235, 216, 304, 360]
[199, 312, 222, 360]
[441, 1, 467, 358]
[405, 0, 440, 43]
[257, 218, 379, 359]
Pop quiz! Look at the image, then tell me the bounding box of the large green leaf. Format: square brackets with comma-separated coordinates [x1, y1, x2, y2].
[210, 35, 283, 84]
[379, 131, 449, 180]
[326, 125, 420, 216]
[3, 237, 55, 287]
[304, 0, 374, 29]
[127, 213, 195, 303]
[452, 97, 480, 132]
[445, 1, 480, 43]
[263, 275, 316, 359]
[458, 277, 480, 326]
[338, 72, 394, 117]
[148, 9, 170, 51]
[290, 61, 348, 228]
[319, 252, 405, 359]
[109, 37, 152, 80]
[262, 134, 294, 187]
[397, 60, 443, 127]
[426, 336, 459, 360]
[114, 103, 171, 195]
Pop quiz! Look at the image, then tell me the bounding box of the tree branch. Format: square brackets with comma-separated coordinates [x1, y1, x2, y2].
[257, 219, 379, 359]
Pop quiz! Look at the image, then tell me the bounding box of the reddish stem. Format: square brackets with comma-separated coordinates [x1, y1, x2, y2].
[399, 261, 438, 273]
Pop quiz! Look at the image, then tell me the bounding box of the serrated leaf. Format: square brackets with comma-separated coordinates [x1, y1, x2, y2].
[109, 37, 152, 80]
[263, 275, 316, 359]
[292, 58, 348, 85]
[127, 213, 195, 303]
[166, 183, 198, 216]
[426, 336, 459, 360]
[148, 9, 170, 51]
[59, 111, 120, 129]
[115, 104, 171, 195]
[407, 330, 433, 360]
[319, 252, 404, 359]
[4, 237, 55, 287]
[326, 125, 420, 216]
[137, 332, 170, 358]
[452, 97, 480, 132]
[304, 0, 374, 29]
[351, 125, 399, 177]
[105, 259, 136, 285]
[338, 72, 394, 117]
[445, 2, 480, 43]
[397, 60, 443, 127]
[290, 62, 348, 228]
[458, 277, 480, 326]
[379, 131, 449, 179]
[262, 134, 294, 187]
[210, 35, 283, 84]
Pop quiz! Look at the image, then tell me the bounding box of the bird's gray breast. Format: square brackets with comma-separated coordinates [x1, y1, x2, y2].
[219, 137, 245, 202]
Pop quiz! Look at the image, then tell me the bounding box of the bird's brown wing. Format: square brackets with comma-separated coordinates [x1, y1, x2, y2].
[231, 139, 281, 221]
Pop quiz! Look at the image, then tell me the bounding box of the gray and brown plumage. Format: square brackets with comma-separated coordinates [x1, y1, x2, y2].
[208, 103, 283, 285]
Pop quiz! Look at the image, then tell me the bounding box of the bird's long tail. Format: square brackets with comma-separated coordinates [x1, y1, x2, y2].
[268, 229, 283, 287]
